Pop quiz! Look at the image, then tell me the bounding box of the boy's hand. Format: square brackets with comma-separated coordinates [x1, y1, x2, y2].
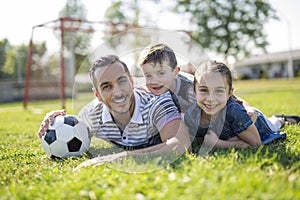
[38, 109, 66, 138]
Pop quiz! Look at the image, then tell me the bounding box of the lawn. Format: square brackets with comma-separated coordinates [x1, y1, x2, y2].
[0, 78, 299, 200]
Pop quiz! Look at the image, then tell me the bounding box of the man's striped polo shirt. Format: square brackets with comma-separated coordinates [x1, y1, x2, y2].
[78, 89, 181, 149]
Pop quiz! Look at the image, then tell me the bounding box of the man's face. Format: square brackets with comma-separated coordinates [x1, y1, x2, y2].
[93, 62, 135, 115]
[140, 61, 179, 96]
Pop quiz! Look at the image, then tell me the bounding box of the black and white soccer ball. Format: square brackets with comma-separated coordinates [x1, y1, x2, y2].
[41, 115, 91, 159]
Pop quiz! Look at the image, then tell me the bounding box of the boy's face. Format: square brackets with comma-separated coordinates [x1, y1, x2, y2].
[194, 72, 232, 116]
[140, 61, 179, 96]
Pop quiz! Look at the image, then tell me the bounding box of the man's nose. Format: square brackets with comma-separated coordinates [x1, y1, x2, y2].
[112, 84, 122, 95]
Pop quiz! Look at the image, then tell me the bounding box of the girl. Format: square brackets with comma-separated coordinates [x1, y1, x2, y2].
[184, 60, 287, 149]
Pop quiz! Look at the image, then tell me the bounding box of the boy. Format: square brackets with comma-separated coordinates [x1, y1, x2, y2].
[138, 43, 196, 113]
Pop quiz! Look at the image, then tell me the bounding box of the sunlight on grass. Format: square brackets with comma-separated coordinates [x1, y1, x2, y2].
[0, 78, 299, 199]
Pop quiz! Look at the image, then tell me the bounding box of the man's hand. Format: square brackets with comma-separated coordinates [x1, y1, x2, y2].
[203, 130, 219, 148]
[73, 151, 128, 171]
[38, 109, 66, 138]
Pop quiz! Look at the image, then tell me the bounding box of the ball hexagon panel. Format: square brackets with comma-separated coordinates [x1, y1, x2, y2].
[49, 116, 65, 129]
[41, 139, 52, 157]
[55, 125, 75, 142]
[50, 140, 69, 158]
[74, 122, 91, 151]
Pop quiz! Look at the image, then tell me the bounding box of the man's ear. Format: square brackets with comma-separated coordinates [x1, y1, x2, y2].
[92, 87, 102, 101]
[129, 75, 134, 85]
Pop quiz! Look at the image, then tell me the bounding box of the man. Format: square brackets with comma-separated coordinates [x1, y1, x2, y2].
[38, 55, 191, 170]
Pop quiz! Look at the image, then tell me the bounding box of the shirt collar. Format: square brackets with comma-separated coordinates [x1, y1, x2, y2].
[102, 91, 143, 124]
[131, 91, 143, 124]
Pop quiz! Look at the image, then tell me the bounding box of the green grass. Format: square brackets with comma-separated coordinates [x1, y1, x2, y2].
[0, 78, 300, 200]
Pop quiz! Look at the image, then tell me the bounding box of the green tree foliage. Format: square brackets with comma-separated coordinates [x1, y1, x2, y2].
[175, 0, 278, 59]
[0, 39, 11, 78]
[0, 41, 46, 80]
[103, 0, 154, 76]
[1, 42, 47, 80]
[58, 0, 92, 73]
[103, 0, 141, 49]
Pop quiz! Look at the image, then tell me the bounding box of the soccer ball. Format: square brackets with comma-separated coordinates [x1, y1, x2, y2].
[41, 115, 91, 159]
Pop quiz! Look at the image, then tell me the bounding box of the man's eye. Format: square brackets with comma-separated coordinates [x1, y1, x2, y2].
[119, 78, 128, 83]
[101, 85, 112, 91]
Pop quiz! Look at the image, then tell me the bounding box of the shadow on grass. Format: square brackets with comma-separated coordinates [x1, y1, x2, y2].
[83, 145, 189, 173]
[73, 125, 299, 173]
[193, 137, 300, 171]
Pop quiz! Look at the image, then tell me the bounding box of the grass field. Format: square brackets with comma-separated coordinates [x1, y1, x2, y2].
[0, 78, 299, 200]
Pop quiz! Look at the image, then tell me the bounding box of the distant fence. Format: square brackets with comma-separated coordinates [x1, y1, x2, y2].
[0, 80, 73, 103]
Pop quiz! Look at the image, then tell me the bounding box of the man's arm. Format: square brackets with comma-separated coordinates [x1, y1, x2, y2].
[128, 119, 191, 154]
[74, 119, 191, 171]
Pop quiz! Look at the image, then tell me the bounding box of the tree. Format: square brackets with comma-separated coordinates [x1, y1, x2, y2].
[58, 0, 92, 73]
[0, 39, 11, 78]
[1, 42, 46, 80]
[175, 0, 278, 60]
[103, 0, 158, 76]
[103, 0, 140, 48]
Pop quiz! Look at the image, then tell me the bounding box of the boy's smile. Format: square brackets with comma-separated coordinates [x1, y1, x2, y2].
[140, 61, 179, 96]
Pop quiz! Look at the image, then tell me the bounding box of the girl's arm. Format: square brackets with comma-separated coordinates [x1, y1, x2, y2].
[203, 130, 251, 149]
[233, 96, 258, 123]
[237, 123, 261, 147]
[203, 124, 261, 149]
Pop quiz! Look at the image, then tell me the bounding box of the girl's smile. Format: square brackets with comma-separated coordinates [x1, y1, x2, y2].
[195, 72, 232, 117]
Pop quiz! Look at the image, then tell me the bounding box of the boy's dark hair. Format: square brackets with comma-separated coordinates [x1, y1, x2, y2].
[139, 43, 177, 69]
[89, 55, 130, 89]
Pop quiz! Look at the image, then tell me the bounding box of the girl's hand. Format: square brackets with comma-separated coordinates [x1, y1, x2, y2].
[38, 109, 66, 138]
[246, 107, 258, 123]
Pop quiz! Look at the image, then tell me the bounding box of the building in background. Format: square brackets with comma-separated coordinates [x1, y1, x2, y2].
[234, 49, 300, 79]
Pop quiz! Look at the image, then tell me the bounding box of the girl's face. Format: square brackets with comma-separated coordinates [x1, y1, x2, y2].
[140, 61, 179, 96]
[195, 72, 232, 117]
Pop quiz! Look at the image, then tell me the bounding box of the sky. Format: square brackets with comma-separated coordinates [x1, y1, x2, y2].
[0, 0, 300, 57]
